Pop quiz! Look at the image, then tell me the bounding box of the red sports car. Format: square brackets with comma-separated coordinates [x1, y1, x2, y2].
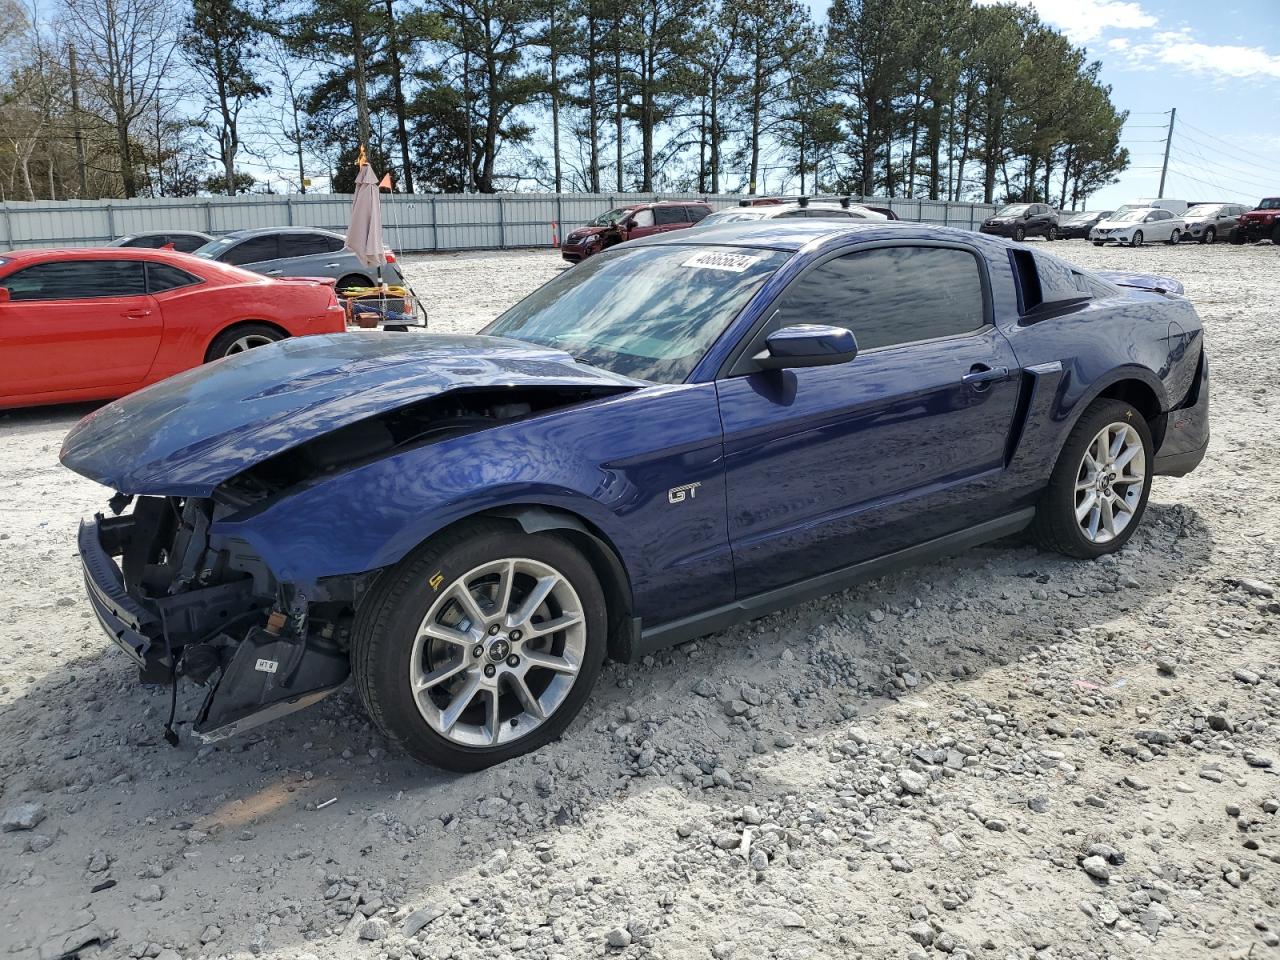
[0, 247, 348, 409]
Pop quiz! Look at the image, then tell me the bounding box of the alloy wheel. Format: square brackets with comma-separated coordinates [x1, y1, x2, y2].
[1203, 227, 1215, 244]
[224, 334, 276, 355]
[1074, 422, 1145, 545]
[409, 558, 586, 747]
[1132, 231, 1144, 247]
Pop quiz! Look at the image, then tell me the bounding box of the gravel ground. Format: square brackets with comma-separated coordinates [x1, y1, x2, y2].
[1, 240, 1278, 960]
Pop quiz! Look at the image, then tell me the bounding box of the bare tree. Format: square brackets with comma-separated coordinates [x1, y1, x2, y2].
[62, 0, 178, 197]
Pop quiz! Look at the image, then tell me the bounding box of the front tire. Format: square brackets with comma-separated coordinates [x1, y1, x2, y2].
[1131, 231, 1144, 247]
[1201, 226, 1216, 244]
[351, 521, 608, 771]
[1032, 399, 1153, 559]
[1092, 240, 1105, 247]
[1013, 225, 1027, 242]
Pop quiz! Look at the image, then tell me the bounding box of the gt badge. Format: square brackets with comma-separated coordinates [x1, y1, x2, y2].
[254, 658, 279, 674]
[668, 482, 702, 504]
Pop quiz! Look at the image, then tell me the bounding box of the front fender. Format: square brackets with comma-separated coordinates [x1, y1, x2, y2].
[211, 382, 733, 627]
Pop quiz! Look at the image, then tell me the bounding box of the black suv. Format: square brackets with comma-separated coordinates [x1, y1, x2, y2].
[979, 203, 1059, 241]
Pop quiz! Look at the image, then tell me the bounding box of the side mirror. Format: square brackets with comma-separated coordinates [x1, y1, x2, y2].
[1023, 210, 1033, 219]
[755, 324, 858, 371]
[0, 287, 10, 303]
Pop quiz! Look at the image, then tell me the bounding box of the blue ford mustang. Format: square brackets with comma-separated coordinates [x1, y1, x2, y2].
[62, 220, 1209, 770]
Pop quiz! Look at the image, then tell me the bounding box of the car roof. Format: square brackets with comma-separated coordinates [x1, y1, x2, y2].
[220, 226, 346, 239]
[626, 218, 995, 253]
[0, 246, 214, 263]
[121, 230, 211, 237]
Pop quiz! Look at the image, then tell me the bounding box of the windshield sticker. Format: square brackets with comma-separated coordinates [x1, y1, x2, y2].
[682, 250, 760, 272]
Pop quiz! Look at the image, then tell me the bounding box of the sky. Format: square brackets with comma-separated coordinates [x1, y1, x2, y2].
[809, 0, 1280, 210]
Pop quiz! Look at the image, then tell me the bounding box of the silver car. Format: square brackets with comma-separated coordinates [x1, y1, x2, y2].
[192, 227, 407, 292]
[1180, 203, 1248, 244]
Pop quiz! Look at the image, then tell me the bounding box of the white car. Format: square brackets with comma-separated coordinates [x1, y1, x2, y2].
[1089, 208, 1184, 247]
[697, 200, 889, 228]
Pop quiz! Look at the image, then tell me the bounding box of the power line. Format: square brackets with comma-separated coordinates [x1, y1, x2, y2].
[1178, 117, 1277, 166]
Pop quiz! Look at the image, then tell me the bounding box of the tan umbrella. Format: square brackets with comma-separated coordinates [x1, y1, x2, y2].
[346, 159, 386, 276]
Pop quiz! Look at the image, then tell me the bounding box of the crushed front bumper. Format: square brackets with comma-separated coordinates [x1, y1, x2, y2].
[78, 515, 158, 667]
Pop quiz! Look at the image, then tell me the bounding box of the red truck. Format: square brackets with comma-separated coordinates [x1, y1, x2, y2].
[1232, 197, 1280, 244]
[560, 200, 712, 263]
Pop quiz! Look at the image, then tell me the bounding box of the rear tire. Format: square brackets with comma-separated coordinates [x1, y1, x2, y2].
[1032, 399, 1154, 560]
[336, 274, 369, 294]
[1166, 229, 1180, 245]
[351, 520, 608, 771]
[1047, 225, 1058, 241]
[204, 323, 285, 362]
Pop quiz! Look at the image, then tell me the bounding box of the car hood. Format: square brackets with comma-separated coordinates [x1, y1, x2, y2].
[60, 333, 643, 496]
[566, 225, 609, 241]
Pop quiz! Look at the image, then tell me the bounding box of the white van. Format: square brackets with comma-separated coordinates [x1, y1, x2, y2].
[1112, 198, 1188, 217]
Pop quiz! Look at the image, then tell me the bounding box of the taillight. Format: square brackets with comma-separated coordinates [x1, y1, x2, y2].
[384, 252, 396, 263]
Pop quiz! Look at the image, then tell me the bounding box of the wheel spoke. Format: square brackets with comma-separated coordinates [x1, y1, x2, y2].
[1087, 503, 1102, 540]
[439, 672, 482, 732]
[416, 657, 469, 692]
[422, 622, 475, 647]
[1112, 495, 1135, 517]
[484, 689, 501, 745]
[524, 611, 583, 639]
[509, 675, 546, 721]
[1076, 491, 1097, 521]
[522, 648, 579, 675]
[491, 559, 516, 620]
[1113, 442, 1140, 471]
[448, 582, 488, 631]
[1108, 428, 1126, 462]
[510, 574, 559, 628]
[1100, 497, 1116, 537]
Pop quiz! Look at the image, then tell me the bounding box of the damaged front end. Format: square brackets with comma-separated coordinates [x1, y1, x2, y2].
[80, 493, 355, 743]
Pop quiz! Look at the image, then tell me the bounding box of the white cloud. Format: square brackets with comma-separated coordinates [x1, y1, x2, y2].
[1136, 29, 1280, 80]
[974, 0, 1156, 44]
[974, 0, 1280, 83]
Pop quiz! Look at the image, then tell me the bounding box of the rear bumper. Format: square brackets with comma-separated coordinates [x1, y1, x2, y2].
[78, 516, 158, 666]
[1154, 351, 1210, 477]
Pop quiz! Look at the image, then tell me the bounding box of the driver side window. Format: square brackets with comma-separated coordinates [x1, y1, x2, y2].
[630, 209, 655, 228]
[763, 245, 988, 354]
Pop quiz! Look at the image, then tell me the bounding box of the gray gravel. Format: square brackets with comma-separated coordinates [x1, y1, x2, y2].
[1, 240, 1278, 959]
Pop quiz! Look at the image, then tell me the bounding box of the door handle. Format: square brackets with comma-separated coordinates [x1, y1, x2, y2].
[122, 309, 152, 318]
[962, 364, 1010, 390]
[266, 269, 283, 275]
[325, 262, 341, 268]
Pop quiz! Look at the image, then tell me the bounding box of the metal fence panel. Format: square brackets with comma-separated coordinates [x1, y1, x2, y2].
[0, 192, 1006, 253]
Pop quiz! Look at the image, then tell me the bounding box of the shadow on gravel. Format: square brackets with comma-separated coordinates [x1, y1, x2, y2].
[0, 500, 1213, 955]
[0, 402, 101, 437]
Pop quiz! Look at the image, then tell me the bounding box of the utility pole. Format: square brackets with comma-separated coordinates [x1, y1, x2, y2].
[1158, 107, 1176, 199]
[69, 45, 89, 198]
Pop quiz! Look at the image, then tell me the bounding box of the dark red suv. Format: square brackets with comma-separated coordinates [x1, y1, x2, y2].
[1233, 197, 1280, 244]
[561, 201, 712, 263]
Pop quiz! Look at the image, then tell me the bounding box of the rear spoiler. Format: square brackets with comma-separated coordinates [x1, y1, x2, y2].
[274, 276, 338, 287]
[1095, 271, 1184, 296]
